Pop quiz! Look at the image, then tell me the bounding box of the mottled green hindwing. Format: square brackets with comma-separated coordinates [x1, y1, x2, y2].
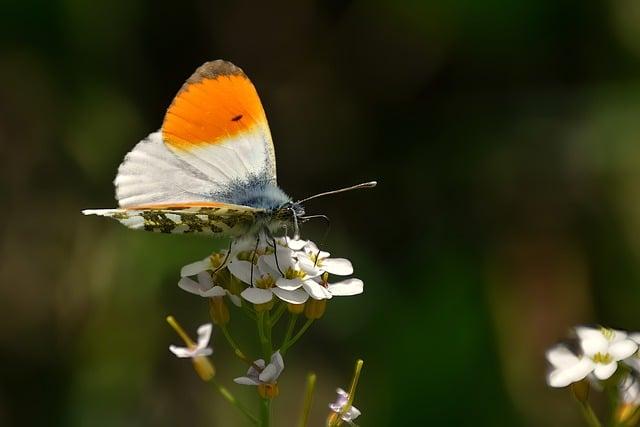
[83, 206, 260, 237]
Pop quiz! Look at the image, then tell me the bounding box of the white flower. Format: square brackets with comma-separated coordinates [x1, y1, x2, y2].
[178, 269, 241, 307]
[297, 241, 354, 276]
[329, 388, 361, 424]
[625, 333, 640, 373]
[180, 251, 228, 277]
[546, 327, 638, 387]
[169, 323, 213, 358]
[234, 351, 285, 386]
[228, 246, 309, 305]
[310, 274, 364, 299]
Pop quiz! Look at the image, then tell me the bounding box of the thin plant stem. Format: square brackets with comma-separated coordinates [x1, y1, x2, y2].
[257, 311, 272, 360]
[211, 378, 259, 425]
[344, 359, 363, 410]
[220, 324, 252, 363]
[297, 372, 317, 427]
[270, 302, 287, 327]
[328, 359, 364, 427]
[281, 313, 298, 351]
[282, 318, 314, 355]
[241, 303, 257, 321]
[575, 399, 603, 427]
[260, 397, 271, 427]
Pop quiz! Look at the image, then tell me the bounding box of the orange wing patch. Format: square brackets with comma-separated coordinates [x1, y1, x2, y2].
[162, 60, 268, 150]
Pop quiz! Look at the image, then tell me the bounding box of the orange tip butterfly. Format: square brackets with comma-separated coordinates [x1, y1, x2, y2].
[82, 60, 376, 239]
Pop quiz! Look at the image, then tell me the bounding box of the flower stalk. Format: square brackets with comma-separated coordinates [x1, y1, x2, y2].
[298, 372, 317, 427]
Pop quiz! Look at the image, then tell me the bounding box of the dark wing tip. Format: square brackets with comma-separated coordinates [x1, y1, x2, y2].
[187, 60, 246, 85]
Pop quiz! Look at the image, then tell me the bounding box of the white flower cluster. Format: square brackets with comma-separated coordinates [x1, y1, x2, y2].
[179, 237, 364, 306]
[546, 326, 640, 392]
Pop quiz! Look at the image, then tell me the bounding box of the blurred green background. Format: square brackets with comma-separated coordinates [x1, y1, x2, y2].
[2, 0, 640, 425]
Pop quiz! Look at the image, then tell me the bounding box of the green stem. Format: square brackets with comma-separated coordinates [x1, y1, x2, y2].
[260, 397, 271, 427]
[281, 313, 298, 351]
[297, 372, 317, 427]
[211, 378, 259, 425]
[270, 302, 287, 327]
[281, 318, 314, 355]
[220, 324, 252, 363]
[242, 303, 257, 321]
[575, 400, 603, 427]
[257, 311, 272, 360]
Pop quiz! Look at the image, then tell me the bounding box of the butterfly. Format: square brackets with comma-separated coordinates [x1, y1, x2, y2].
[83, 60, 375, 241]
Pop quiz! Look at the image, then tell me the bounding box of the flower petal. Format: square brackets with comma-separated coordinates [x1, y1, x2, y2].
[285, 237, 308, 251]
[241, 288, 273, 304]
[201, 286, 227, 298]
[196, 323, 213, 349]
[228, 259, 255, 285]
[547, 357, 594, 387]
[276, 277, 304, 291]
[321, 258, 353, 275]
[302, 280, 332, 300]
[630, 333, 640, 345]
[272, 287, 309, 304]
[594, 362, 618, 380]
[228, 293, 242, 307]
[609, 340, 638, 361]
[580, 333, 609, 356]
[327, 278, 363, 296]
[271, 351, 285, 377]
[234, 376, 260, 386]
[546, 345, 579, 369]
[259, 363, 278, 383]
[178, 277, 208, 296]
[180, 258, 211, 277]
[169, 345, 194, 358]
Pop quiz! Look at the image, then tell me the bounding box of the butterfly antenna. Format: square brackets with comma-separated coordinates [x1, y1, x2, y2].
[296, 181, 377, 204]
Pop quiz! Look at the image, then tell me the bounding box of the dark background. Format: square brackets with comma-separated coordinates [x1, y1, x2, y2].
[2, 0, 640, 425]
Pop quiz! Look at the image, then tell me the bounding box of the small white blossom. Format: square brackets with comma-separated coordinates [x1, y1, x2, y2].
[228, 244, 310, 305]
[297, 241, 353, 276]
[546, 327, 638, 387]
[180, 251, 228, 277]
[234, 351, 285, 386]
[329, 388, 361, 425]
[178, 269, 241, 307]
[169, 323, 213, 358]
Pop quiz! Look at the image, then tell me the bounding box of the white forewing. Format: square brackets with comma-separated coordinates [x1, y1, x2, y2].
[162, 125, 277, 186]
[115, 132, 220, 207]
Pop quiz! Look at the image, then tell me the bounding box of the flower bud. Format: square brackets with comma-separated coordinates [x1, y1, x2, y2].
[304, 298, 326, 319]
[258, 383, 279, 399]
[254, 301, 274, 312]
[570, 380, 590, 403]
[287, 302, 305, 314]
[209, 296, 230, 325]
[192, 356, 215, 381]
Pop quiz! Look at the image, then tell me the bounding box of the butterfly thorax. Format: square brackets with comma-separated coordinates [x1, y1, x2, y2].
[214, 175, 290, 211]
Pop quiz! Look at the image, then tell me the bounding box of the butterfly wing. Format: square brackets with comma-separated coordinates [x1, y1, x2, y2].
[161, 60, 277, 188]
[114, 131, 219, 207]
[82, 203, 261, 237]
[84, 60, 286, 237]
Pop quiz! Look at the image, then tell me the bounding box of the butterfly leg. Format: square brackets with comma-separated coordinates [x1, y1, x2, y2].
[267, 232, 285, 277]
[212, 239, 233, 274]
[250, 235, 260, 286]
